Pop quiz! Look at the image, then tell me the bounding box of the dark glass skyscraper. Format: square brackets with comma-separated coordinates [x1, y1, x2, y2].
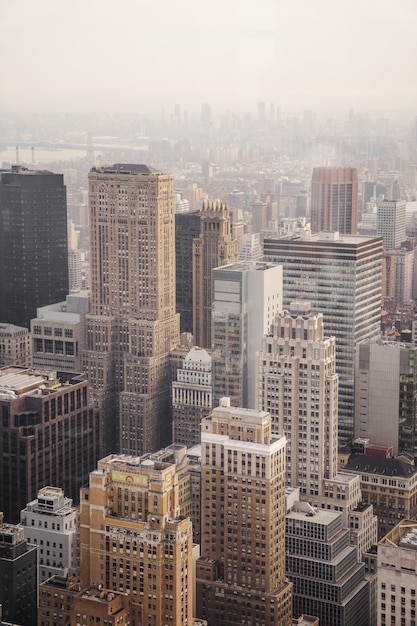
[0, 166, 68, 328]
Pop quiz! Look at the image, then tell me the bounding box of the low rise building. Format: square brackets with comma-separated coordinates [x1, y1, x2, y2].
[20, 486, 78, 582]
[0, 323, 31, 367]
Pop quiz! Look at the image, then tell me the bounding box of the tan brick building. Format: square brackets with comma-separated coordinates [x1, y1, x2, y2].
[79, 450, 194, 626]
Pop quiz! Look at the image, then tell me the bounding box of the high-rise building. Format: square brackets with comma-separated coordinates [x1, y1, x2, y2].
[376, 199, 406, 250]
[193, 201, 237, 349]
[175, 210, 201, 333]
[212, 262, 282, 409]
[257, 301, 338, 499]
[0, 322, 31, 367]
[0, 513, 38, 626]
[311, 167, 358, 235]
[83, 164, 180, 455]
[196, 399, 293, 626]
[20, 486, 78, 582]
[355, 341, 417, 456]
[263, 231, 383, 440]
[172, 346, 212, 448]
[0, 366, 102, 523]
[79, 451, 194, 626]
[0, 165, 69, 328]
[286, 505, 369, 626]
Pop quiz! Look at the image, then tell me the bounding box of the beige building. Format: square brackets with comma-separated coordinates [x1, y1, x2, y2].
[0, 322, 31, 367]
[257, 301, 339, 501]
[377, 520, 417, 626]
[79, 451, 194, 626]
[196, 399, 293, 626]
[192, 201, 237, 349]
[83, 164, 180, 455]
[344, 454, 417, 539]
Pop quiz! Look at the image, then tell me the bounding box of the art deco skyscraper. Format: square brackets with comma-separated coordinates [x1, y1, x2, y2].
[311, 167, 358, 235]
[0, 166, 69, 328]
[193, 201, 237, 349]
[196, 399, 293, 625]
[257, 301, 339, 499]
[83, 164, 180, 455]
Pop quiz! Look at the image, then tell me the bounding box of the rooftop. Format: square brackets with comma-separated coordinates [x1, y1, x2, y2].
[345, 454, 417, 479]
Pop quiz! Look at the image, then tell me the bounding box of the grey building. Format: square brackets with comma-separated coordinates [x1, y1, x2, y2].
[263, 231, 383, 441]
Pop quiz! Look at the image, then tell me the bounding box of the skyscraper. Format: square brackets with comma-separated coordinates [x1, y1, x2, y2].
[257, 301, 339, 499]
[80, 451, 194, 626]
[175, 210, 201, 333]
[311, 167, 358, 235]
[83, 164, 180, 455]
[0, 166, 69, 328]
[212, 262, 282, 409]
[193, 201, 237, 349]
[376, 199, 406, 250]
[196, 399, 293, 625]
[263, 231, 382, 441]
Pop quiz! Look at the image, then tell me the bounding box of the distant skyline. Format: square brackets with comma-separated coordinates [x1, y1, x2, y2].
[1, 0, 416, 116]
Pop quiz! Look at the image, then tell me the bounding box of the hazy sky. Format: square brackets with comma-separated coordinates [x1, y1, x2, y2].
[1, 0, 416, 115]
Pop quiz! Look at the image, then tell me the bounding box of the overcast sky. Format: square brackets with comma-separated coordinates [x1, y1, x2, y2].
[1, 0, 416, 116]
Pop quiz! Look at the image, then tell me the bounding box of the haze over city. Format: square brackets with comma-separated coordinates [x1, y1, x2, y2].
[1, 0, 416, 116]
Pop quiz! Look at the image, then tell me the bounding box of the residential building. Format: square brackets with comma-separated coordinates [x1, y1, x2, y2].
[0, 323, 31, 367]
[172, 346, 212, 448]
[0, 513, 37, 626]
[196, 399, 293, 626]
[0, 366, 102, 523]
[212, 262, 282, 409]
[377, 519, 417, 626]
[79, 451, 194, 626]
[20, 486, 77, 582]
[192, 201, 237, 350]
[263, 231, 383, 440]
[286, 505, 369, 626]
[311, 167, 358, 235]
[31, 291, 89, 372]
[344, 454, 417, 539]
[175, 210, 201, 333]
[83, 164, 180, 455]
[0, 166, 68, 328]
[355, 341, 417, 456]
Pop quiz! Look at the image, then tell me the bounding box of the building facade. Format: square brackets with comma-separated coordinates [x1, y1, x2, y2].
[175, 210, 201, 333]
[0, 323, 31, 367]
[0, 513, 37, 626]
[20, 486, 78, 582]
[83, 164, 180, 455]
[311, 167, 358, 235]
[212, 262, 283, 409]
[0, 366, 102, 523]
[172, 346, 212, 448]
[263, 231, 383, 441]
[376, 199, 406, 250]
[377, 520, 417, 626]
[0, 166, 69, 328]
[286, 506, 369, 626]
[79, 451, 194, 626]
[355, 341, 417, 457]
[257, 301, 338, 500]
[192, 201, 237, 349]
[31, 291, 89, 372]
[196, 400, 293, 626]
